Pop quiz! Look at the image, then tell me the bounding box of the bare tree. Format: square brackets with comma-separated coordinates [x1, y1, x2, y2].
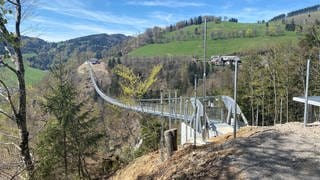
[0, 0, 34, 177]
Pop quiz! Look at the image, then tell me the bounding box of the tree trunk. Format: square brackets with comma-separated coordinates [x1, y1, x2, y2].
[250, 63, 254, 125]
[280, 98, 283, 124]
[16, 44, 34, 177]
[256, 104, 259, 126]
[63, 130, 68, 179]
[251, 96, 254, 126]
[273, 74, 278, 125]
[13, 1, 35, 176]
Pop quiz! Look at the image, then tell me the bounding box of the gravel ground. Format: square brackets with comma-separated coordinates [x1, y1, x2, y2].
[228, 122, 320, 179]
[112, 122, 320, 180]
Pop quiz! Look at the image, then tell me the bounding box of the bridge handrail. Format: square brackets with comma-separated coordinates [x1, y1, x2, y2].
[87, 62, 248, 132]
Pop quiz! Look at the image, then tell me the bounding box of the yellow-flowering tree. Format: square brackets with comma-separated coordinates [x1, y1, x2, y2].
[113, 64, 162, 98]
[112, 64, 164, 158]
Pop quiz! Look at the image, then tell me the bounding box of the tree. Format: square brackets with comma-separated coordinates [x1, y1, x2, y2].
[285, 18, 296, 31]
[229, 18, 238, 23]
[189, 18, 194, 25]
[0, 0, 34, 176]
[113, 64, 162, 98]
[112, 64, 164, 158]
[299, 20, 320, 50]
[197, 16, 202, 24]
[35, 64, 102, 179]
[246, 28, 253, 37]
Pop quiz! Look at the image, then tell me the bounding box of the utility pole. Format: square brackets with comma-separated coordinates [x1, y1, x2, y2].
[233, 59, 238, 139]
[202, 17, 208, 141]
[203, 17, 207, 99]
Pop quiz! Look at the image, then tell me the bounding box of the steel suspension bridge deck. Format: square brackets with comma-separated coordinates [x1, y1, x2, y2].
[87, 62, 248, 144]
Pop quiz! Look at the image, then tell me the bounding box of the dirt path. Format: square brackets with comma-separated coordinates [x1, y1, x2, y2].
[229, 123, 320, 179]
[111, 123, 320, 180]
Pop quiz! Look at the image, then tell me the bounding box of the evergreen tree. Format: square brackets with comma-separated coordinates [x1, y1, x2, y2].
[197, 16, 202, 24]
[35, 64, 102, 179]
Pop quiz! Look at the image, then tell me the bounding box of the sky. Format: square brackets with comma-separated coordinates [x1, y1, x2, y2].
[19, 0, 319, 42]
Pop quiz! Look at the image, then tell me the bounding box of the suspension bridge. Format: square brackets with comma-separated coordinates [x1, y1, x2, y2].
[87, 62, 248, 145]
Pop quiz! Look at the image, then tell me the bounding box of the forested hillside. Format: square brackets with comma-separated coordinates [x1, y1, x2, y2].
[0, 34, 129, 70]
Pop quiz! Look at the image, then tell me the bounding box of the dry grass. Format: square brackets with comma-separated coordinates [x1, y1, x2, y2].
[111, 126, 258, 180]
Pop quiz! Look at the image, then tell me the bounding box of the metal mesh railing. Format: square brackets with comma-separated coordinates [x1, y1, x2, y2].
[87, 62, 248, 136]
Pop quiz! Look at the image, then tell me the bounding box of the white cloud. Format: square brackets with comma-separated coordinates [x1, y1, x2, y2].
[127, 0, 206, 7]
[38, 0, 152, 28]
[150, 11, 174, 23]
[26, 17, 136, 42]
[243, 7, 257, 13]
[222, 2, 233, 10]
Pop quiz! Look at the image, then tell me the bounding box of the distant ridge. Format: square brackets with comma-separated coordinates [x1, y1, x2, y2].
[0, 33, 129, 70]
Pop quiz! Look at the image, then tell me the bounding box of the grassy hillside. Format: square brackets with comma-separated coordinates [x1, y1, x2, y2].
[0, 61, 46, 87]
[128, 21, 299, 57]
[165, 22, 270, 40]
[129, 35, 297, 57]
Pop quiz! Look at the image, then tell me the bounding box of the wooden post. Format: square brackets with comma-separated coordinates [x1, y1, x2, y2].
[164, 128, 178, 158]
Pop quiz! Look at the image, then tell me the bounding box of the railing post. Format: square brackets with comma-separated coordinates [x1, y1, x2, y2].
[175, 90, 178, 121]
[160, 92, 164, 161]
[194, 74, 197, 147]
[180, 96, 182, 119]
[233, 59, 238, 139]
[184, 100, 188, 143]
[169, 90, 172, 129]
[304, 58, 311, 127]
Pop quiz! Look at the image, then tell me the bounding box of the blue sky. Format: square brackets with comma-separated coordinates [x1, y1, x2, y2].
[21, 0, 319, 42]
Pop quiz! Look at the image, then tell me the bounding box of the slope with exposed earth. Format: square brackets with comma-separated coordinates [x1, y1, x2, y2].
[112, 122, 320, 180]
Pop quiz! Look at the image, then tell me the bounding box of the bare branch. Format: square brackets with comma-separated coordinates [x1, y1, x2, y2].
[10, 167, 26, 180]
[0, 91, 9, 100]
[0, 39, 18, 75]
[0, 108, 13, 120]
[2, 61, 18, 75]
[0, 171, 12, 179]
[0, 162, 22, 169]
[28, 118, 48, 140]
[0, 142, 21, 150]
[7, 0, 19, 6]
[0, 19, 12, 40]
[0, 131, 19, 139]
[0, 7, 18, 69]
[0, 80, 17, 116]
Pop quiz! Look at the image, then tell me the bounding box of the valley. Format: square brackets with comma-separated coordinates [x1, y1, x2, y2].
[0, 2, 320, 179]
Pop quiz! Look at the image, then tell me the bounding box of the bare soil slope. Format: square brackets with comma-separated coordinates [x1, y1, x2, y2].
[112, 123, 320, 180]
